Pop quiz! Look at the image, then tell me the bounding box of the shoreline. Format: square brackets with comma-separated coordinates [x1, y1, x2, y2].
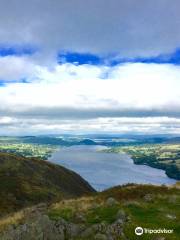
[49, 145, 176, 191]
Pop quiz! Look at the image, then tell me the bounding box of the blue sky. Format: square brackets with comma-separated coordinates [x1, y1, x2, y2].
[0, 46, 36, 57]
[58, 49, 180, 66]
[0, 0, 180, 135]
[1, 46, 180, 66]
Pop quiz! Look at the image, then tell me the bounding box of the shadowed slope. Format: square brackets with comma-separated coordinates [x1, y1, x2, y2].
[0, 152, 95, 215]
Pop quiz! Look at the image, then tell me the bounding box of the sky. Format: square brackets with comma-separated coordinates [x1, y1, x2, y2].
[0, 0, 180, 135]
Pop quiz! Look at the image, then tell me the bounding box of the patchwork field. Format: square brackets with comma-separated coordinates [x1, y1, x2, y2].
[105, 144, 180, 180]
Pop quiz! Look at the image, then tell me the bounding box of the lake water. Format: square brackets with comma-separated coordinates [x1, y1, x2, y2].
[48, 145, 176, 191]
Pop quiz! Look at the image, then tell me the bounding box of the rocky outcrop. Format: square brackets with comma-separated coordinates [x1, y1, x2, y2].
[0, 212, 126, 240]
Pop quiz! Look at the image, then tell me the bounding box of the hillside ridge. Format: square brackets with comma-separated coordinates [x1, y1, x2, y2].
[0, 152, 95, 216]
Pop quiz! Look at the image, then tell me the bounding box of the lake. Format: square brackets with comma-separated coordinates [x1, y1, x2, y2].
[48, 145, 176, 191]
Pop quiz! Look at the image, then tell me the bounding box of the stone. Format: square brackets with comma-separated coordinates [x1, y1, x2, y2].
[56, 217, 67, 226]
[106, 235, 114, 240]
[116, 209, 127, 222]
[166, 214, 176, 220]
[115, 219, 124, 225]
[0, 214, 65, 240]
[107, 223, 123, 237]
[91, 202, 99, 209]
[106, 197, 118, 206]
[154, 237, 166, 240]
[168, 195, 177, 204]
[143, 194, 153, 202]
[65, 223, 82, 238]
[95, 233, 108, 240]
[95, 222, 107, 233]
[80, 226, 95, 238]
[74, 213, 86, 223]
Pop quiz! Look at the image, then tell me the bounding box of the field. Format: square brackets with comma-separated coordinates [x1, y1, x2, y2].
[105, 144, 180, 180]
[0, 138, 57, 159]
[1, 136, 180, 179]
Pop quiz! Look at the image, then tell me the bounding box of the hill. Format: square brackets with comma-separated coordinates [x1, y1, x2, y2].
[78, 139, 97, 145]
[0, 184, 179, 239]
[0, 152, 179, 239]
[0, 152, 95, 216]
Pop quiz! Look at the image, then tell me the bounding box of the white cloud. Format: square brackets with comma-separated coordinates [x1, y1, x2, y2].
[0, 56, 37, 81]
[1, 62, 180, 111]
[0, 0, 179, 134]
[0, 58, 180, 134]
[1, 116, 180, 135]
[0, 117, 13, 124]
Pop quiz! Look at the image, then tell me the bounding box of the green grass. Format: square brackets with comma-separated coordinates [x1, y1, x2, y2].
[48, 208, 74, 221]
[0, 149, 179, 239]
[86, 205, 120, 224]
[123, 197, 180, 240]
[0, 184, 180, 239]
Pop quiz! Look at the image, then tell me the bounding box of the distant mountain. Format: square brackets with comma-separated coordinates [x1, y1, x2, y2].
[0, 152, 95, 216]
[78, 139, 97, 145]
[14, 134, 180, 147]
[21, 136, 70, 145]
[20, 136, 97, 146]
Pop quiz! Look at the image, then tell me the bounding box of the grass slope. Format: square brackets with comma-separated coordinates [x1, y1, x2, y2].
[0, 152, 95, 216]
[1, 184, 179, 239]
[48, 184, 180, 239]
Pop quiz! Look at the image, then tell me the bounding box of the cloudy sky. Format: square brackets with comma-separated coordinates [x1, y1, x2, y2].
[0, 0, 180, 135]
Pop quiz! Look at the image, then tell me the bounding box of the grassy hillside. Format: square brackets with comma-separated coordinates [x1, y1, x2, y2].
[0, 152, 95, 216]
[0, 184, 179, 239]
[0, 151, 179, 239]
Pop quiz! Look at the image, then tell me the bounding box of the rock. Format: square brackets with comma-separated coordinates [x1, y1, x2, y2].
[115, 219, 124, 225]
[36, 203, 48, 212]
[65, 223, 82, 238]
[31, 214, 64, 240]
[143, 194, 153, 202]
[116, 209, 126, 222]
[168, 195, 177, 204]
[0, 214, 65, 240]
[56, 217, 67, 226]
[107, 223, 123, 237]
[80, 226, 95, 238]
[91, 202, 99, 209]
[95, 233, 108, 240]
[154, 237, 166, 240]
[91, 224, 101, 232]
[106, 197, 118, 206]
[74, 213, 86, 223]
[106, 235, 114, 240]
[166, 214, 176, 220]
[95, 222, 107, 233]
